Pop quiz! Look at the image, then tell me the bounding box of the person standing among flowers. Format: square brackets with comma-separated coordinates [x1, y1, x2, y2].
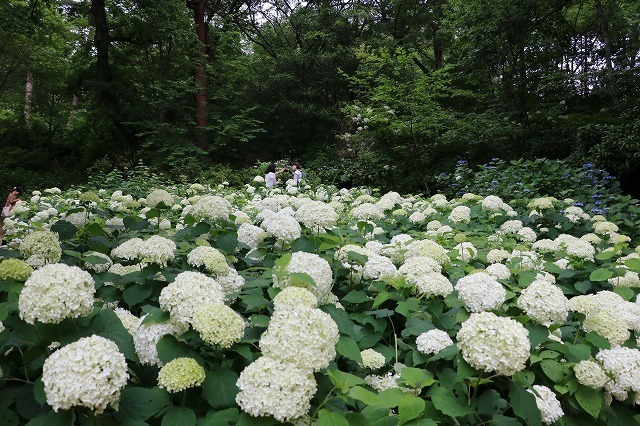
[1, 186, 22, 246]
[265, 164, 286, 188]
[291, 162, 304, 186]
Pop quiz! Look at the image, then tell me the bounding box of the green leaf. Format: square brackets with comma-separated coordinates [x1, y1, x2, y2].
[161, 406, 196, 426]
[321, 305, 357, 338]
[347, 250, 369, 265]
[348, 386, 383, 406]
[574, 385, 601, 419]
[199, 408, 239, 426]
[526, 324, 549, 349]
[0, 406, 19, 426]
[291, 236, 317, 253]
[85, 222, 106, 237]
[477, 389, 507, 415]
[156, 335, 199, 364]
[429, 387, 473, 417]
[202, 370, 239, 409]
[214, 234, 238, 254]
[327, 369, 366, 391]
[624, 258, 640, 271]
[585, 332, 611, 349]
[613, 287, 635, 301]
[401, 367, 436, 389]
[318, 409, 349, 426]
[540, 360, 564, 382]
[490, 414, 521, 426]
[372, 292, 392, 309]
[508, 382, 541, 426]
[140, 306, 171, 325]
[50, 220, 77, 240]
[124, 216, 150, 231]
[145, 208, 161, 219]
[364, 308, 394, 318]
[90, 308, 138, 362]
[123, 284, 152, 308]
[455, 353, 478, 381]
[399, 395, 425, 425]
[589, 268, 613, 282]
[25, 410, 75, 426]
[396, 298, 420, 318]
[115, 387, 171, 421]
[336, 335, 363, 363]
[342, 291, 370, 304]
[595, 251, 616, 260]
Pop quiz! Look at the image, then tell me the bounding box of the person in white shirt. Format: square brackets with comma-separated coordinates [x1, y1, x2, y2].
[291, 162, 303, 186]
[265, 163, 286, 188]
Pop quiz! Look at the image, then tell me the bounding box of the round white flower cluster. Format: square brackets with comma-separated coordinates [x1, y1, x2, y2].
[157, 357, 206, 393]
[555, 234, 595, 260]
[573, 360, 608, 389]
[362, 254, 398, 281]
[527, 197, 556, 210]
[508, 249, 540, 271]
[485, 263, 511, 280]
[19, 263, 95, 324]
[187, 246, 228, 275]
[294, 201, 339, 231]
[500, 220, 524, 234]
[608, 271, 640, 288]
[263, 212, 301, 244]
[517, 280, 569, 325]
[159, 271, 225, 325]
[517, 227, 537, 243]
[146, 189, 174, 207]
[191, 195, 232, 223]
[19, 230, 62, 267]
[237, 223, 267, 249]
[111, 236, 176, 266]
[448, 205, 471, 223]
[405, 239, 449, 265]
[133, 319, 189, 366]
[236, 356, 317, 423]
[482, 195, 506, 211]
[399, 256, 442, 278]
[63, 211, 88, 227]
[532, 239, 559, 252]
[349, 203, 385, 221]
[259, 305, 339, 372]
[455, 272, 506, 313]
[359, 348, 386, 369]
[0, 258, 33, 281]
[42, 335, 128, 413]
[595, 346, 640, 402]
[457, 312, 530, 376]
[409, 211, 426, 224]
[114, 307, 139, 334]
[413, 272, 453, 298]
[273, 286, 318, 310]
[272, 252, 332, 300]
[582, 310, 630, 346]
[593, 221, 619, 235]
[192, 302, 245, 348]
[528, 385, 563, 425]
[416, 329, 453, 354]
[364, 372, 404, 392]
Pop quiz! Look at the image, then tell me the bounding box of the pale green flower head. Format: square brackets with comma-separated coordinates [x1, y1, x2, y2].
[157, 358, 206, 393]
[0, 258, 33, 281]
[192, 302, 245, 348]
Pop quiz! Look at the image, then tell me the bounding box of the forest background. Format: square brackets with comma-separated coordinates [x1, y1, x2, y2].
[0, 0, 638, 195]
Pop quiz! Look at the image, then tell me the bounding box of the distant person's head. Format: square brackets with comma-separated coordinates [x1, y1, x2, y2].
[11, 187, 22, 196]
[291, 162, 301, 170]
[266, 164, 277, 174]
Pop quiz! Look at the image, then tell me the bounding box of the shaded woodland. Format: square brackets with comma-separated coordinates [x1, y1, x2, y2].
[0, 0, 638, 193]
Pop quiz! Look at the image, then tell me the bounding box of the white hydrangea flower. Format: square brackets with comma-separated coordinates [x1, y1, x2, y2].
[237, 223, 267, 249]
[508, 249, 541, 271]
[359, 348, 386, 369]
[191, 195, 232, 223]
[405, 239, 449, 265]
[364, 372, 403, 392]
[582, 310, 630, 346]
[362, 254, 398, 281]
[500, 220, 524, 234]
[409, 211, 426, 224]
[596, 346, 640, 402]
[158, 357, 205, 392]
[457, 312, 530, 376]
[456, 272, 506, 313]
[555, 234, 595, 261]
[138, 235, 176, 266]
[133, 319, 189, 367]
[416, 329, 454, 354]
[42, 336, 128, 414]
[573, 360, 608, 389]
[19, 230, 62, 266]
[159, 271, 225, 325]
[19, 264, 95, 324]
[517, 280, 569, 325]
[482, 195, 506, 211]
[454, 242, 477, 261]
[84, 251, 113, 273]
[294, 201, 339, 231]
[193, 302, 245, 348]
[273, 252, 333, 300]
[594, 221, 619, 235]
[236, 356, 317, 423]
[259, 305, 339, 372]
[517, 227, 537, 243]
[263, 212, 301, 244]
[580, 233, 602, 244]
[273, 287, 318, 310]
[349, 203, 385, 221]
[485, 263, 511, 280]
[527, 197, 556, 210]
[111, 237, 145, 261]
[187, 246, 228, 275]
[146, 189, 174, 207]
[114, 308, 139, 334]
[448, 206, 471, 223]
[487, 249, 510, 264]
[608, 271, 640, 288]
[528, 385, 563, 425]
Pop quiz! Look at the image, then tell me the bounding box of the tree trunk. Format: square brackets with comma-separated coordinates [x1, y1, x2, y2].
[24, 72, 33, 125]
[187, 0, 209, 149]
[593, 0, 617, 102]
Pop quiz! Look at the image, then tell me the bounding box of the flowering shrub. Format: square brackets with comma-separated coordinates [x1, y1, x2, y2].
[1, 179, 640, 425]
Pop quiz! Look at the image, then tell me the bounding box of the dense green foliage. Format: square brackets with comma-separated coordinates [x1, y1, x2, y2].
[0, 0, 639, 193]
